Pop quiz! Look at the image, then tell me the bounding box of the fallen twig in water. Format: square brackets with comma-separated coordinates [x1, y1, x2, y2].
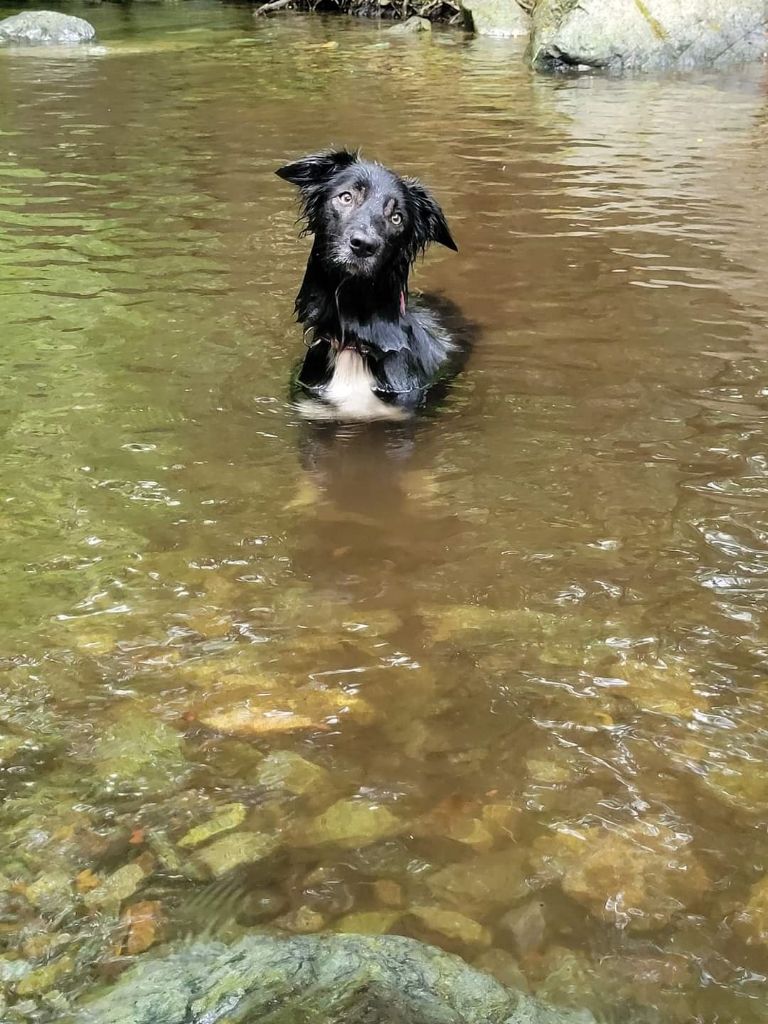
[255, 0, 296, 15]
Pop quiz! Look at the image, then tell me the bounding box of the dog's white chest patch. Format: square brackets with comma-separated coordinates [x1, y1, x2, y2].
[325, 348, 375, 404]
[310, 348, 406, 421]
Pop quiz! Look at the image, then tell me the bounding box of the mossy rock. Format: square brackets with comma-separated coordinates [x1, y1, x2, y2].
[70, 933, 596, 1024]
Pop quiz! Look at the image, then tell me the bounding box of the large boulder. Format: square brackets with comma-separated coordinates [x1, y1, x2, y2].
[70, 933, 596, 1024]
[0, 11, 96, 45]
[529, 0, 767, 72]
[461, 0, 531, 37]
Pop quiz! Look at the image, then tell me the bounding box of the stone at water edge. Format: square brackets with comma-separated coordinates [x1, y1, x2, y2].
[461, 0, 530, 38]
[388, 15, 432, 33]
[69, 932, 598, 1024]
[529, 0, 767, 73]
[0, 11, 96, 45]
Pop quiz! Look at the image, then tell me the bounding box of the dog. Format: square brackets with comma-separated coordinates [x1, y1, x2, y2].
[276, 149, 462, 421]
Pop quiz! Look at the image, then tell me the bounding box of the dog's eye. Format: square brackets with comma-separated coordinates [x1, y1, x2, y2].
[391, 212, 402, 226]
[337, 191, 353, 205]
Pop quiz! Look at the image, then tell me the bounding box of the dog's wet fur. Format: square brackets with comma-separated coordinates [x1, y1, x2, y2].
[276, 149, 464, 420]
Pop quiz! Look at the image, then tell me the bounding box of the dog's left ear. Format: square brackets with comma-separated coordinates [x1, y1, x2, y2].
[404, 178, 458, 253]
[276, 149, 358, 189]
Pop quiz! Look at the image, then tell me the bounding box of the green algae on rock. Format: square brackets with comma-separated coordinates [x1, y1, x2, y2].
[70, 933, 596, 1024]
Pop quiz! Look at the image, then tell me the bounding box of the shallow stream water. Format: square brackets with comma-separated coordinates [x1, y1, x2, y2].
[2, 4, 768, 1020]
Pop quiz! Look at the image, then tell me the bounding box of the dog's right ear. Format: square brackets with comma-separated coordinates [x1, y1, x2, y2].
[276, 150, 358, 189]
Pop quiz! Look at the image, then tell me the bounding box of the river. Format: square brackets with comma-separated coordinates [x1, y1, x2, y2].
[2, 4, 768, 1020]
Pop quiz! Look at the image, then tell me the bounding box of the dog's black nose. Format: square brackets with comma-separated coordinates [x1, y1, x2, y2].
[349, 233, 380, 258]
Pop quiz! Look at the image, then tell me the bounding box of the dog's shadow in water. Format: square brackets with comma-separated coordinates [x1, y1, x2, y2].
[290, 293, 476, 563]
[290, 412, 461, 601]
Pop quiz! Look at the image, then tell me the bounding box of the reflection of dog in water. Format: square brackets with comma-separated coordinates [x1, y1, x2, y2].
[292, 417, 459, 587]
[276, 149, 466, 421]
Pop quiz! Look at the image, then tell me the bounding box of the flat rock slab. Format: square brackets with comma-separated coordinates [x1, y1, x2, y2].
[530, 0, 767, 72]
[0, 11, 96, 45]
[71, 933, 596, 1024]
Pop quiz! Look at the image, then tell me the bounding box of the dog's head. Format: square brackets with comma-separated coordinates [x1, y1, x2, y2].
[276, 149, 457, 279]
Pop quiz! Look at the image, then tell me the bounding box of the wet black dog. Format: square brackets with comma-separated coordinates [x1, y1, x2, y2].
[276, 149, 461, 420]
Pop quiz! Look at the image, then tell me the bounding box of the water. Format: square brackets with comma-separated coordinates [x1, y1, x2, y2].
[2, 4, 768, 1019]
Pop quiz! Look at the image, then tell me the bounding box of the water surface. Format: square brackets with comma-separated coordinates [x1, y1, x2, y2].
[2, 5, 768, 1020]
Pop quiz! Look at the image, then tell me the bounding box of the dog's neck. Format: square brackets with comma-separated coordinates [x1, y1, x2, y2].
[295, 241, 408, 349]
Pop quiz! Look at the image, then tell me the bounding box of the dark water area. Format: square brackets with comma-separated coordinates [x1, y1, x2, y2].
[2, 4, 768, 1020]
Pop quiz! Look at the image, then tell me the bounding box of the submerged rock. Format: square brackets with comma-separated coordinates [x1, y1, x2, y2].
[534, 946, 597, 1011]
[197, 704, 313, 736]
[409, 905, 492, 949]
[90, 714, 186, 798]
[299, 798, 403, 849]
[388, 15, 432, 33]
[0, 11, 96, 45]
[607, 660, 704, 718]
[83, 861, 152, 913]
[529, 0, 767, 73]
[461, 0, 530, 37]
[422, 605, 607, 666]
[70, 933, 596, 1024]
[256, 750, 335, 801]
[193, 831, 280, 878]
[275, 905, 327, 933]
[300, 864, 355, 915]
[416, 803, 495, 851]
[119, 901, 166, 956]
[701, 757, 768, 815]
[196, 689, 374, 737]
[475, 948, 529, 991]
[532, 822, 710, 932]
[735, 874, 768, 946]
[177, 803, 247, 849]
[427, 849, 532, 914]
[334, 910, 402, 934]
[16, 956, 73, 997]
[499, 899, 548, 955]
[25, 871, 73, 916]
[373, 878, 404, 907]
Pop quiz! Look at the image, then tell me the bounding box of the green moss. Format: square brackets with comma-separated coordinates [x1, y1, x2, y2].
[633, 0, 667, 40]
